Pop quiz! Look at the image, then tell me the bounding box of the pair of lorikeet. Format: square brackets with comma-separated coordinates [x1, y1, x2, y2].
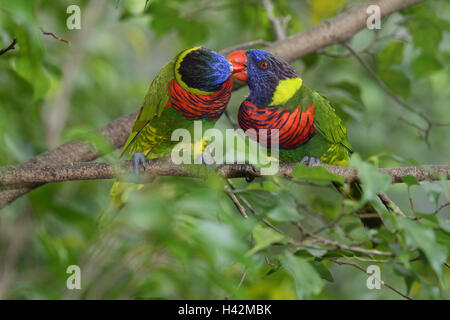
[109, 46, 375, 225]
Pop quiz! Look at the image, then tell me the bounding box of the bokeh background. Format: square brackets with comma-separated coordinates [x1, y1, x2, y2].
[0, 0, 449, 299]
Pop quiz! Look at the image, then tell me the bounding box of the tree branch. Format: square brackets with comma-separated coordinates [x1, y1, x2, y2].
[0, 0, 425, 208]
[224, 186, 248, 219]
[0, 112, 137, 206]
[0, 160, 448, 187]
[262, 0, 287, 41]
[267, 0, 424, 61]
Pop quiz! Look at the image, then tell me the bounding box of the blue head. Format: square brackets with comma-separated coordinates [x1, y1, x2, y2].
[245, 49, 298, 106]
[177, 47, 232, 93]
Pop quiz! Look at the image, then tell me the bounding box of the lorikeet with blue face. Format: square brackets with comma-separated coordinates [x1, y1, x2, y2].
[108, 46, 237, 210]
[228, 49, 351, 165]
[228, 49, 382, 228]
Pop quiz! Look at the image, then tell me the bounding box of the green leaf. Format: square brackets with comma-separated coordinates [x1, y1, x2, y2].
[396, 217, 447, 281]
[376, 40, 410, 101]
[147, 2, 208, 44]
[301, 53, 319, 70]
[282, 253, 325, 299]
[349, 154, 391, 203]
[377, 68, 410, 100]
[421, 181, 442, 209]
[240, 189, 278, 209]
[412, 54, 443, 77]
[401, 175, 420, 186]
[293, 163, 344, 185]
[247, 224, 285, 255]
[266, 190, 301, 222]
[327, 80, 363, 105]
[2, 0, 50, 100]
[378, 41, 405, 69]
[415, 213, 450, 233]
[393, 264, 416, 295]
[311, 197, 342, 220]
[305, 247, 328, 258]
[407, 15, 442, 54]
[309, 260, 334, 282]
[435, 230, 450, 256]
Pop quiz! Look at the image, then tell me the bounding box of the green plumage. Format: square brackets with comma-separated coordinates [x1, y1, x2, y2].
[237, 48, 382, 227]
[107, 47, 231, 211]
[277, 84, 352, 165]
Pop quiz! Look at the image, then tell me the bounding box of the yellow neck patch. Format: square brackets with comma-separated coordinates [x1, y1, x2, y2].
[269, 77, 303, 106]
[174, 46, 215, 96]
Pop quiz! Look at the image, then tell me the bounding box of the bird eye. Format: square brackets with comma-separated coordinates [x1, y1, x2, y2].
[259, 61, 269, 70]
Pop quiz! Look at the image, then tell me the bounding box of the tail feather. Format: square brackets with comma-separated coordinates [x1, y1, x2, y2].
[98, 181, 144, 226]
[333, 181, 384, 228]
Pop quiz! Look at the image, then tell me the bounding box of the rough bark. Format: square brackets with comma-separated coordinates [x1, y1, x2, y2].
[1, 161, 447, 186]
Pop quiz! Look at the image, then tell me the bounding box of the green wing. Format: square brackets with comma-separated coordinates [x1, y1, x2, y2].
[284, 84, 352, 152]
[120, 61, 174, 158]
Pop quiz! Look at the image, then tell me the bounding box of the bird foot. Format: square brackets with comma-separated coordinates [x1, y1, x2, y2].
[300, 156, 321, 168]
[241, 163, 257, 183]
[131, 152, 147, 175]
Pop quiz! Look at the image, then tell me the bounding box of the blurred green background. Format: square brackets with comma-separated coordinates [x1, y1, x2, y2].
[0, 0, 449, 299]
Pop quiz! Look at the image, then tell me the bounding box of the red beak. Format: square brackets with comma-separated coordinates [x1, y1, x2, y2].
[227, 50, 248, 82]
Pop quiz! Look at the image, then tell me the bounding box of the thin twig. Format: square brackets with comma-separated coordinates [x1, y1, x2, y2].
[296, 224, 393, 257]
[41, 29, 70, 45]
[432, 202, 450, 215]
[377, 192, 407, 217]
[226, 179, 285, 234]
[309, 212, 348, 237]
[225, 186, 248, 219]
[224, 269, 248, 300]
[0, 38, 17, 56]
[329, 258, 412, 300]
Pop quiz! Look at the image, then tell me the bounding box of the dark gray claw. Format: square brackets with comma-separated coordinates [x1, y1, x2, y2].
[241, 163, 256, 183]
[300, 156, 321, 168]
[131, 152, 147, 175]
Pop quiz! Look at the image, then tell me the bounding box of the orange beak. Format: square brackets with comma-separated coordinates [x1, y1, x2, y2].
[228, 50, 248, 82]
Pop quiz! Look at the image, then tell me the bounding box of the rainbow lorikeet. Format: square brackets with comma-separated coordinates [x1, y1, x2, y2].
[227, 49, 382, 228]
[108, 46, 237, 210]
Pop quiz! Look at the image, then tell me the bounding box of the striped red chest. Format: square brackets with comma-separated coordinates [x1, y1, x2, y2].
[238, 100, 316, 149]
[167, 77, 233, 120]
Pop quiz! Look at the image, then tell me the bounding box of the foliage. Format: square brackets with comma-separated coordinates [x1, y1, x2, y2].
[0, 0, 449, 300]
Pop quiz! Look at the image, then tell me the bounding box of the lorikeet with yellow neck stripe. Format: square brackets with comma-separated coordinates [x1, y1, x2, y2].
[229, 49, 351, 165]
[228, 49, 382, 228]
[107, 46, 237, 211]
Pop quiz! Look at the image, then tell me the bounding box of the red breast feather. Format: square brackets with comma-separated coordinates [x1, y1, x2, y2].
[167, 77, 233, 120]
[238, 100, 315, 149]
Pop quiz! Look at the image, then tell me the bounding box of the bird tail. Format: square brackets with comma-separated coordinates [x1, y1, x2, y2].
[98, 180, 144, 226]
[333, 181, 383, 228]
[350, 182, 384, 228]
[329, 142, 384, 228]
